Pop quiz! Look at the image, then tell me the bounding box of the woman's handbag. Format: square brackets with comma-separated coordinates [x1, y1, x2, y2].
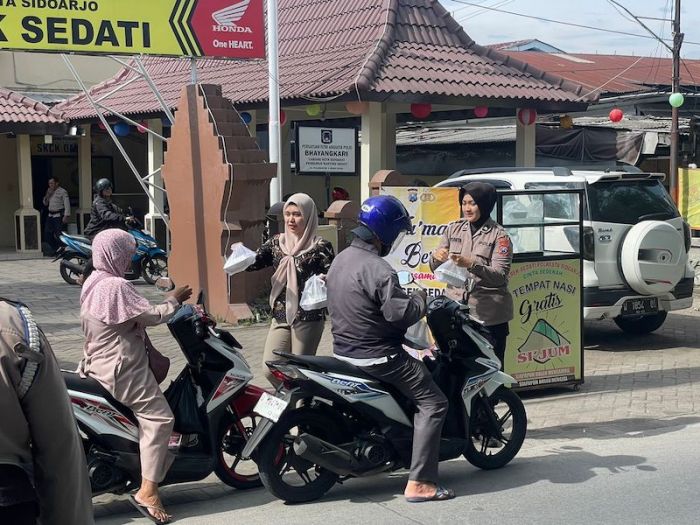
[164, 369, 205, 434]
[145, 335, 170, 384]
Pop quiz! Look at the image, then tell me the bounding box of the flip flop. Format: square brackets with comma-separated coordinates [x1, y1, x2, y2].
[405, 486, 455, 503]
[127, 494, 172, 524]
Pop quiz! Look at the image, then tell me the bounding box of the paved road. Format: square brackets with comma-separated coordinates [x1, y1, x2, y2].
[2, 258, 700, 522]
[95, 418, 700, 525]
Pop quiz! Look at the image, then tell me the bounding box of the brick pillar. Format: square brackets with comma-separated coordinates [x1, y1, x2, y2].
[369, 169, 408, 196]
[162, 84, 275, 323]
[323, 200, 360, 253]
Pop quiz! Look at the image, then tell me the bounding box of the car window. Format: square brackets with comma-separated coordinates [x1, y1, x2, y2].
[586, 180, 679, 224]
[524, 182, 583, 221]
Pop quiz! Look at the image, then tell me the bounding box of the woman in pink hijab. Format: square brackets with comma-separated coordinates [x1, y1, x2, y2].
[247, 193, 334, 385]
[80, 229, 191, 524]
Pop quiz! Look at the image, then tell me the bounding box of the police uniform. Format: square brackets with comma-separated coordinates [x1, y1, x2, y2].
[0, 299, 94, 525]
[430, 217, 514, 361]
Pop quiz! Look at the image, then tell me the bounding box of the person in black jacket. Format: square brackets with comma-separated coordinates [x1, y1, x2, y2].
[83, 179, 131, 238]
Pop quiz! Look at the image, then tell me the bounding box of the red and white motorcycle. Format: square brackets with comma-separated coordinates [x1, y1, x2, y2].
[63, 293, 267, 495]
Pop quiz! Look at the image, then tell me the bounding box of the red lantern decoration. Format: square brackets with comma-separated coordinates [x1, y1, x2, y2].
[345, 101, 369, 115]
[136, 121, 148, 134]
[97, 121, 107, 130]
[609, 108, 624, 123]
[280, 109, 287, 126]
[517, 108, 537, 126]
[473, 106, 489, 118]
[410, 103, 432, 119]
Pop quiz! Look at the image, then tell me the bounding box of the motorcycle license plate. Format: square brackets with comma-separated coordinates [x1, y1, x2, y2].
[254, 392, 288, 422]
[621, 297, 658, 316]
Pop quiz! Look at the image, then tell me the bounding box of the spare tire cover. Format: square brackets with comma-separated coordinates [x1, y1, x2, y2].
[620, 221, 687, 295]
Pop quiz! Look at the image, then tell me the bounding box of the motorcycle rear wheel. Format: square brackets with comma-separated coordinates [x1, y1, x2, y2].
[141, 255, 168, 285]
[464, 387, 527, 470]
[59, 255, 87, 285]
[257, 408, 340, 503]
[215, 415, 262, 490]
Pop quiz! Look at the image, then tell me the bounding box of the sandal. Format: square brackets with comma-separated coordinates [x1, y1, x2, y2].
[405, 486, 455, 503]
[127, 494, 173, 524]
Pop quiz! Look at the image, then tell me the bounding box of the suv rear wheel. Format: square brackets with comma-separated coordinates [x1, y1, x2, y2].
[613, 311, 667, 335]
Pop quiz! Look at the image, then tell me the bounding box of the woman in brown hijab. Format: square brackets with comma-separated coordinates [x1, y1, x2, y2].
[247, 193, 334, 385]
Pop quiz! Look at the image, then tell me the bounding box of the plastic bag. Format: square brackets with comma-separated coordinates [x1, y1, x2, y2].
[299, 274, 327, 310]
[223, 242, 257, 275]
[405, 317, 434, 349]
[164, 369, 205, 434]
[434, 259, 469, 288]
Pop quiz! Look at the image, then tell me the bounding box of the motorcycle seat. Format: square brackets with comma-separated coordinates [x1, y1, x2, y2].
[63, 234, 92, 244]
[62, 370, 137, 424]
[272, 352, 378, 381]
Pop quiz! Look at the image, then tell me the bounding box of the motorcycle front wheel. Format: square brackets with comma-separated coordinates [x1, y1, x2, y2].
[141, 255, 168, 285]
[464, 386, 527, 470]
[215, 414, 262, 490]
[257, 408, 341, 504]
[59, 255, 87, 285]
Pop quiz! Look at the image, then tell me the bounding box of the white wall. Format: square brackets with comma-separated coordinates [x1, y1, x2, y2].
[0, 51, 121, 98]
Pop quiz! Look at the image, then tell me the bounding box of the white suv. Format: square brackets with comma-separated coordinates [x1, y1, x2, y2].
[435, 167, 694, 334]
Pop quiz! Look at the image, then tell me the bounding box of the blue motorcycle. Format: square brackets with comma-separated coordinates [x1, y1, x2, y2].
[54, 217, 168, 285]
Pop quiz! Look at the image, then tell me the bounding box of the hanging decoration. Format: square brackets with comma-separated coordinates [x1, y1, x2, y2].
[560, 115, 573, 129]
[517, 108, 537, 126]
[609, 108, 624, 123]
[114, 122, 131, 136]
[306, 104, 322, 117]
[97, 121, 107, 130]
[161, 117, 172, 127]
[345, 101, 369, 115]
[473, 106, 489, 118]
[136, 121, 149, 134]
[240, 111, 253, 125]
[280, 109, 287, 126]
[669, 93, 685, 108]
[410, 103, 432, 119]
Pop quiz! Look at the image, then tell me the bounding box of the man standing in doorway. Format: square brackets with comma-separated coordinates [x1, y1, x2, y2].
[42, 177, 70, 254]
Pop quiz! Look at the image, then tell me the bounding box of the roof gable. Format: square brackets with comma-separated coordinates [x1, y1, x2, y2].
[57, 0, 590, 119]
[0, 89, 66, 124]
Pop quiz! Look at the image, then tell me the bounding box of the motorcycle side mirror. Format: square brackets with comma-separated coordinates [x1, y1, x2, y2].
[397, 271, 415, 287]
[155, 276, 175, 292]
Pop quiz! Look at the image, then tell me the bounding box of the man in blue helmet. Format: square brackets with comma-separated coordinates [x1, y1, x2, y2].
[326, 195, 453, 503]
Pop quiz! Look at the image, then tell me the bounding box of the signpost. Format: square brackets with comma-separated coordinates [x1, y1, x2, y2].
[296, 125, 358, 206]
[0, 0, 266, 58]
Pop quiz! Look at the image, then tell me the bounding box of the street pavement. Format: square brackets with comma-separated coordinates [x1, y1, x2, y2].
[1, 258, 700, 523]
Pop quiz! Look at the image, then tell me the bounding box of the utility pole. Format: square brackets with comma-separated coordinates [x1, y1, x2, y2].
[669, 0, 684, 203]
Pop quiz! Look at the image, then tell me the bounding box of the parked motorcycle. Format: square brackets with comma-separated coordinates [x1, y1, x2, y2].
[63, 289, 267, 494]
[53, 213, 168, 285]
[242, 272, 527, 503]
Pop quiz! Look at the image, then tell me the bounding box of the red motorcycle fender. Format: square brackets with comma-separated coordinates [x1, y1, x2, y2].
[229, 384, 269, 417]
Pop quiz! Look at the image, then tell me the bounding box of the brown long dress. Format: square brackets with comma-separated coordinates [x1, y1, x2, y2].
[80, 296, 178, 483]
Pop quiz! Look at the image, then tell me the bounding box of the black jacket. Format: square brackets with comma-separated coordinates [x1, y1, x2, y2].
[83, 196, 126, 237]
[327, 238, 426, 359]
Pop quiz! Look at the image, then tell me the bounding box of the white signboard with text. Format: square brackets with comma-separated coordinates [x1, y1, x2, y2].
[297, 126, 357, 174]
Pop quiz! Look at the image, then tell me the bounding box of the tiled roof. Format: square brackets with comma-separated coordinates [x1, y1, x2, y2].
[57, 0, 590, 120]
[497, 51, 700, 96]
[0, 89, 66, 124]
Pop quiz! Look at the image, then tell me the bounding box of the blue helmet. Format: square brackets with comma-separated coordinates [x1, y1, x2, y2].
[357, 195, 412, 248]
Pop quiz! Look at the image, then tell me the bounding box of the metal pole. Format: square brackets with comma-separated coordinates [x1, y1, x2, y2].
[670, 0, 683, 203]
[62, 54, 170, 229]
[267, 0, 282, 204]
[190, 56, 198, 85]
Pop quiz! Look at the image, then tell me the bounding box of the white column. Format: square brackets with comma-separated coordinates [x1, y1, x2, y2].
[515, 110, 536, 167]
[77, 127, 92, 233]
[145, 118, 169, 250]
[280, 118, 291, 199]
[14, 134, 41, 252]
[361, 102, 384, 201]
